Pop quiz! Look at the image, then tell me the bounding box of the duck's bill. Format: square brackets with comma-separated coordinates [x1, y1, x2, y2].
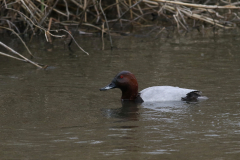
[100, 82, 116, 91]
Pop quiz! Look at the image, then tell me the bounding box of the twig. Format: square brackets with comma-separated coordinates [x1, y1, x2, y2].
[99, 0, 113, 49]
[137, 3, 144, 15]
[92, 0, 100, 23]
[35, 0, 67, 17]
[48, 18, 89, 55]
[176, 7, 188, 30]
[84, 0, 87, 22]
[181, 9, 233, 28]
[53, 29, 89, 55]
[144, 0, 240, 9]
[63, 0, 70, 20]
[0, 19, 20, 33]
[120, 1, 148, 22]
[39, 0, 59, 25]
[4, 7, 66, 38]
[129, 0, 133, 19]
[146, 25, 161, 35]
[116, 0, 123, 27]
[0, 51, 27, 62]
[20, 0, 38, 23]
[0, 26, 34, 57]
[155, 27, 166, 38]
[0, 41, 42, 68]
[46, 17, 53, 43]
[173, 15, 180, 30]
[112, 0, 143, 27]
[70, 0, 84, 10]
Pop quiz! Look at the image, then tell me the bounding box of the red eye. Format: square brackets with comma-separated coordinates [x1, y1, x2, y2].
[120, 75, 123, 78]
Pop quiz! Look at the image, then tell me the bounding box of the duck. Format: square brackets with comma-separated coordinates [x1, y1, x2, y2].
[100, 71, 206, 102]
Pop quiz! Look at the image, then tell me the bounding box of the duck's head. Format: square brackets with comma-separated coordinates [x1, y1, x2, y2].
[100, 71, 139, 100]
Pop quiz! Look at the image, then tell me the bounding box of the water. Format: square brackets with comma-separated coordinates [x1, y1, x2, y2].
[1, 29, 240, 159]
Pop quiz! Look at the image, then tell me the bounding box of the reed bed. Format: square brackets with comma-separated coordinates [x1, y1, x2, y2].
[1, 0, 240, 68]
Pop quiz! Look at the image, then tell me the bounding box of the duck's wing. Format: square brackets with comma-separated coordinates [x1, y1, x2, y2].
[140, 86, 196, 102]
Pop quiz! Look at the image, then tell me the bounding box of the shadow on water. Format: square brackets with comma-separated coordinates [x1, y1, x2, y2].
[101, 101, 140, 121]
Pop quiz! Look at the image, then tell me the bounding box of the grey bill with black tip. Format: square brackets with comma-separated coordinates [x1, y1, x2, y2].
[99, 82, 117, 91]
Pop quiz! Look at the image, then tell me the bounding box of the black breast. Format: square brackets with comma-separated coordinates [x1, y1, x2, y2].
[135, 93, 144, 103]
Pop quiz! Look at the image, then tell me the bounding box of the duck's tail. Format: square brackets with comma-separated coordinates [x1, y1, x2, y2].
[181, 91, 201, 101]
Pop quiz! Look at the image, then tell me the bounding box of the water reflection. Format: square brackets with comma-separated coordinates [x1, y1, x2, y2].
[101, 100, 203, 131]
[141, 101, 199, 113]
[102, 101, 140, 121]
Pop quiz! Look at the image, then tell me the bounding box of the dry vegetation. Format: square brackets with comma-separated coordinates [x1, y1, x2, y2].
[1, 0, 240, 68]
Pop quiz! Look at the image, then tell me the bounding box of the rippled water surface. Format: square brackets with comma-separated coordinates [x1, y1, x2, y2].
[1, 30, 240, 159]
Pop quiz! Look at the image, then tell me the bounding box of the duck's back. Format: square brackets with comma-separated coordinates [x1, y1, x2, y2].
[140, 86, 196, 102]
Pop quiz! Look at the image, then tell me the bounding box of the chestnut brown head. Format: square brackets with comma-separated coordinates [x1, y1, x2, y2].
[100, 71, 139, 100]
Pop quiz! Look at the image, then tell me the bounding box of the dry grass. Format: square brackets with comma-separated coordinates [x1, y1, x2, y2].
[1, 0, 240, 68]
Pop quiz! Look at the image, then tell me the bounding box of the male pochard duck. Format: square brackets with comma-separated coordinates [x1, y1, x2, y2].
[100, 71, 206, 102]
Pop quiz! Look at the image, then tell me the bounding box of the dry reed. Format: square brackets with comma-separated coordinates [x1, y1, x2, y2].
[1, 0, 240, 68]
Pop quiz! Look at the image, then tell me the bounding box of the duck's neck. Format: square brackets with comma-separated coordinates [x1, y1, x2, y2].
[121, 85, 138, 100]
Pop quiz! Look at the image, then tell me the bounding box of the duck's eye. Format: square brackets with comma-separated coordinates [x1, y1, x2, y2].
[120, 75, 123, 79]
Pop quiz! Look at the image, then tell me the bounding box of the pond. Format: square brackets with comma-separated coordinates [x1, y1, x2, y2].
[0, 29, 240, 159]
